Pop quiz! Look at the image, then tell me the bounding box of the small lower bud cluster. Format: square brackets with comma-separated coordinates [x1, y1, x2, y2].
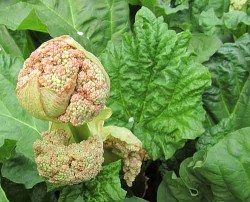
[33, 129, 104, 186]
[104, 136, 147, 187]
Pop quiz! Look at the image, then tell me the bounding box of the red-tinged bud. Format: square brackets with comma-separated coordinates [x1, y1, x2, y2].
[16, 36, 109, 126]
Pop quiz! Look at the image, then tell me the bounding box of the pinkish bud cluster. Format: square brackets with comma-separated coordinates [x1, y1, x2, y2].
[58, 58, 109, 125]
[33, 130, 104, 185]
[16, 36, 109, 126]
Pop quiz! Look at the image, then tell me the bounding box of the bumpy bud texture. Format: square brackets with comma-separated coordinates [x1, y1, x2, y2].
[103, 126, 148, 187]
[229, 0, 247, 10]
[33, 130, 104, 185]
[16, 36, 109, 126]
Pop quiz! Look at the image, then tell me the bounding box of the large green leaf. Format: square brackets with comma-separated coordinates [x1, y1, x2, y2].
[157, 171, 205, 202]
[223, 11, 250, 37]
[0, 1, 47, 32]
[0, 0, 130, 56]
[101, 7, 210, 160]
[188, 34, 223, 63]
[191, 0, 230, 23]
[198, 8, 224, 36]
[139, 0, 189, 16]
[1, 153, 43, 189]
[0, 54, 47, 188]
[203, 33, 250, 126]
[0, 25, 35, 59]
[184, 127, 250, 201]
[159, 127, 250, 201]
[35, 0, 130, 55]
[0, 185, 9, 202]
[198, 9, 250, 39]
[196, 116, 234, 150]
[0, 54, 47, 159]
[59, 161, 126, 202]
[1, 179, 57, 202]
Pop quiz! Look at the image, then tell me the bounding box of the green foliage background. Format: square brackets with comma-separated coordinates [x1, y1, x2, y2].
[0, 0, 249, 201]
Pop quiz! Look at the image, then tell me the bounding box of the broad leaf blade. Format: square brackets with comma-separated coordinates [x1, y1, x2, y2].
[0, 185, 9, 202]
[191, 128, 250, 201]
[196, 116, 234, 151]
[82, 161, 126, 202]
[0, 54, 47, 188]
[0, 2, 47, 32]
[204, 33, 250, 126]
[59, 161, 126, 202]
[162, 128, 250, 201]
[1, 153, 43, 189]
[35, 0, 130, 55]
[0, 25, 35, 58]
[188, 34, 223, 63]
[101, 7, 210, 159]
[157, 171, 204, 202]
[0, 0, 130, 56]
[0, 54, 47, 159]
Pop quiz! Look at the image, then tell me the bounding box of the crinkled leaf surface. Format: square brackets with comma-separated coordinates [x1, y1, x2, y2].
[191, 0, 230, 21]
[196, 116, 234, 150]
[0, 54, 47, 188]
[82, 160, 126, 202]
[101, 7, 210, 160]
[203, 33, 250, 126]
[198, 8, 225, 36]
[59, 161, 126, 202]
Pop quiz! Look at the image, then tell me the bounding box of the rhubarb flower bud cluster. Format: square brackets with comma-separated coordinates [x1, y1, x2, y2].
[229, 0, 247, 11]
[33, 129, 104, 185]
[16, 36, 147, 187]
[103, 126, 148, 187]
[16, 36, 109, 126]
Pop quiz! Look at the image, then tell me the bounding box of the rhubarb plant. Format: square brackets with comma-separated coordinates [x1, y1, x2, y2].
[0, 0, 249, 201]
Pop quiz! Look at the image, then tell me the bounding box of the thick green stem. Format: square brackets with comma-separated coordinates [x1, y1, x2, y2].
[49, 122, 92, 144]
[68, 123, 92, 142]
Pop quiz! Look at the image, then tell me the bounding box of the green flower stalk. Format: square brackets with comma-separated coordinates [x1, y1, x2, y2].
[33, 129, 104, 185]
[83, 108, 148, 187]
[16, 35, 110, 126]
